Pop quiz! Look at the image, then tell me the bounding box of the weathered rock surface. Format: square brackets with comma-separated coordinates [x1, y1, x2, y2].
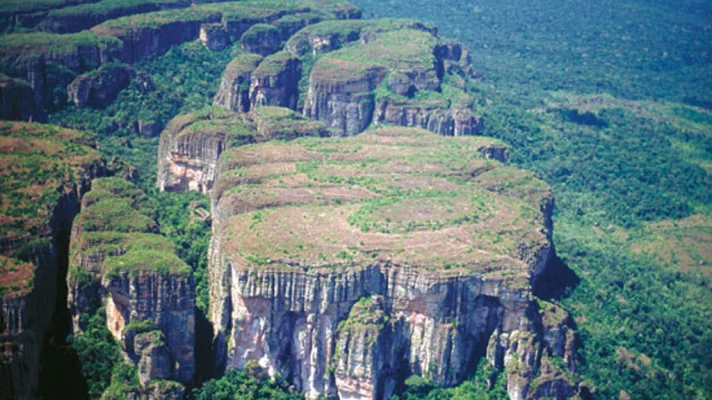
[0, 32, 123, 109]
[67, 63, 134, 108]
[249, 51, 302, 111]
[67, 177, 195, 387]
[157, 106, 327, 194]
[200, 23, 230, 51]
[0, 74, 46, 122]
[0, 122, 104, 400]
[214, 50, 302, 114]
[301, 20, 484, 137]
[240, 23, 282, 56]
[214, 53, 264, 113]
[0, 0, 360, 114]
[207, 127, 577, 399]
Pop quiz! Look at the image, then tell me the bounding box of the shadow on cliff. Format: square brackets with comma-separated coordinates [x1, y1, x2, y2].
[37, 220, 89, 399]
[533, 247, 580, 301]
[194, 308, 217, 386]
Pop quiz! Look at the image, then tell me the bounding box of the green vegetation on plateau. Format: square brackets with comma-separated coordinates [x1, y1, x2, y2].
[69, 177, 191, 282]
[0, 121, 102, 241]
[215, 126, 545, 281]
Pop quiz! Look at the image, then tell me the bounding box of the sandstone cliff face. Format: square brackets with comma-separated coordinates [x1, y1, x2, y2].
[0, 122, 104, 400]
[157, 106, 327, 194]
[67, 177, 196, 390]
[200, 23, 230, 51]
[301, 22, 484, 137]
[304, 63, 386, 136]
[241, 24, 282, 56]
[249, 51, 302, 111]
[207, 127, 576, 399]
[67, 64, 134, 108]
[214, 53, 264, 113]
[0, 32, 123, 109]
[104, 270, 195, 384]
[215, 50, 303, 114]
[373, 101, 483, 137]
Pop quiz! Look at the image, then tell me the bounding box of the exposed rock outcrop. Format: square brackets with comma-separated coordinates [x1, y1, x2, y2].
[67, 177, 196, 390]
[215, 50, 303, 113]
[207, 127, 577, 399]
[157, 106, 327, 194]
[0, 122, 105, 400]
[0, 32, 123, 109]
[302, 21, 484, 137]
[67, 63, 134, 108]
[249, 51, 302, 111]
[1, 0, 361, 114]
[214, 53, 264, 113]
[240, 23, 282, 56]
[200, 23, 230, 51]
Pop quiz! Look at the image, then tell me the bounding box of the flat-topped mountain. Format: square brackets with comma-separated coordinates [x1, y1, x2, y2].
[207, 127, 577, 399]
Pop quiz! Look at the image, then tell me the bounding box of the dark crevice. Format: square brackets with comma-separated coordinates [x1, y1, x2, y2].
[38, 205, 89, 400]
[533, 248, 580, 301]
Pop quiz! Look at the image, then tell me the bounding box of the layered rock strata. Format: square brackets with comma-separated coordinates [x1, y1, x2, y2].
[0, 0, 360, 111]
[301, 20, 484, 136]
[249, 51, 302, 111]
[157, 106, 327, 194]
[0, 32, 122, 109]
[214, 49, 303, 114]
[207, 127, 578, 399]
[67, 177, 195, 390]
[0, 122, 105, 400]
[214, 53, 264, 113]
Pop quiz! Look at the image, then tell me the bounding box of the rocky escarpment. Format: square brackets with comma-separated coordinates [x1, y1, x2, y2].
[0, 31, 123, 109]
[0, 73, 46, 122]
[90, 0, 360, 64]
[157, 106, 327, 194]
[36, 0, 192, 34]
[240, 23, 282, 56]
[0, 122, 105, 400]
[249, 51, 302, 111]
[214, 50, 302, 113]
[207, 127, 579, 399]
[214, 53, 264, 113]
[67, 63, 134, 108]
[67, 177, 195, 393]
[301, 20, 484, 136]
[200, 23, 230, 51]
[0, 1, 360, 113]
